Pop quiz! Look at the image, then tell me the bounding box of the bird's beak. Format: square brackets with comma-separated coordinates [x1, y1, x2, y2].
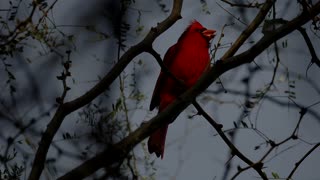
[202, 29, 216, 40]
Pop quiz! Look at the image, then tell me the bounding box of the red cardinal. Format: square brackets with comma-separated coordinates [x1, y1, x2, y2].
[148, 20, 216, 158]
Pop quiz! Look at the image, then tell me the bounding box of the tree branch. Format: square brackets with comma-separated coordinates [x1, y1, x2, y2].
[221, 0, 264, 8]
[192, 101, 267, 180]
[221, 0, 274, 60]
[287, 143, 320, 179]
[263, 18, 320, 74]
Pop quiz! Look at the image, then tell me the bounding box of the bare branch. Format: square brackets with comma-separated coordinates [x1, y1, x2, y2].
[262, 18, 320, 75]
[221, 0, 264, 8]
[287, 143, 320, 179]
[216, 2, 248, 26]
[192, 101, 267, 180]
[221, 0, 275, 60]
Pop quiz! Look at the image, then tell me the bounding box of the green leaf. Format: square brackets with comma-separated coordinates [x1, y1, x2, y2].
[271, 172, 280, 179]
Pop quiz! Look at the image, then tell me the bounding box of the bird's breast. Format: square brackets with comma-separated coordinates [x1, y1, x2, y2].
[170, 45, 210, 88]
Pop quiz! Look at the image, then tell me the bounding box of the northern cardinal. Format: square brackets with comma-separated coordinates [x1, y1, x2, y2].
[148, 20, 216, 158]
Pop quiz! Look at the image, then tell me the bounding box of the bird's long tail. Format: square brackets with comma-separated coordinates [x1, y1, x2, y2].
[147, 124, 168, 159]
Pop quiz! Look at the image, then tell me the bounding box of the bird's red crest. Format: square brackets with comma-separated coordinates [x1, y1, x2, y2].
[178, 20, 205, 42]
[189, 20, 204, 29]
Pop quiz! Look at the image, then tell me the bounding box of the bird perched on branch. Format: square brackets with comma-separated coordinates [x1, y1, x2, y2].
[148, 20, 216, 158]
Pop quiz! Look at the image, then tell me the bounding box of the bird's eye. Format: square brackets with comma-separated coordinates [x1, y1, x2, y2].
[197, 28, 206, 33]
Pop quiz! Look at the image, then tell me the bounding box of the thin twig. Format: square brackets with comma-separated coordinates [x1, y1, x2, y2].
[221, 0, 264, 8]
[192, 101, 268, 180]
[216, 2, 248, 26]
[287, 143, 320, 179]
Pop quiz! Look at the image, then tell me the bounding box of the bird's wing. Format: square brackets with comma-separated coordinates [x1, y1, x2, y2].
[149, 44, 178, 111]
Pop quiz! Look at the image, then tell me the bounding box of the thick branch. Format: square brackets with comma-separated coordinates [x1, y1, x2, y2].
[221, 0, 274, 59]
[58, 2, 320, 180]
[27, 1, 183, 180]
